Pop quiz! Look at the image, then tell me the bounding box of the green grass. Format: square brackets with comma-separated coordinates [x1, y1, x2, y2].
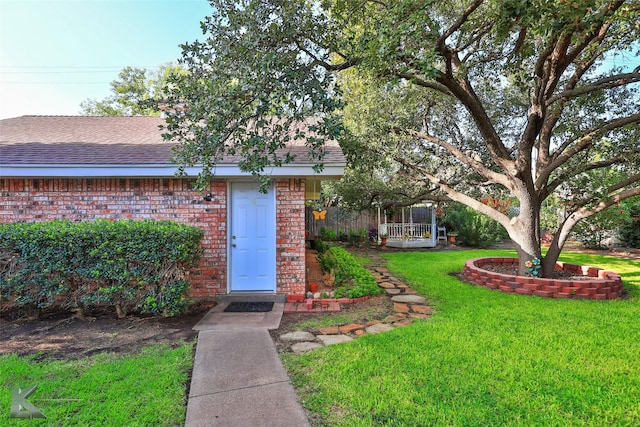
[284, 249, 640, 426]
[0, 343, 194, 426]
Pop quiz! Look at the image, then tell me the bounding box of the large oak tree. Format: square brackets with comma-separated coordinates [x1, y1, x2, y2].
[163, 0, 640, 275]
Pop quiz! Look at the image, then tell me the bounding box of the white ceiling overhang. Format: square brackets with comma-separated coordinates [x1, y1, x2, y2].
[0, 163, 346, 179]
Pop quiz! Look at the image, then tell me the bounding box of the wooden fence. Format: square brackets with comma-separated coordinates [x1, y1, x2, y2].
[305, 206, 434, 239]
[305, 207, 376, 239]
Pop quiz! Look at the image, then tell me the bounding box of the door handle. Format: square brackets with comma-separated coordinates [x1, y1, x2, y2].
[232, 243, 237, 248]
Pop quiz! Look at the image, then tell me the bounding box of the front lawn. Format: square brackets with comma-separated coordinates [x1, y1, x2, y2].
[284, 249, 640, 426]
[0, 343, 193, 426]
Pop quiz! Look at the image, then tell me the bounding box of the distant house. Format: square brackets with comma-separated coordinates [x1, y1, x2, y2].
[0, 116, 346, 300]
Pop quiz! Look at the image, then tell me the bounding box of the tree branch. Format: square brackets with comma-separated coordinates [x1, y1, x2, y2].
[436, 0, 485, 49]
[393, 70, 454, 96]
[390, 153, 513, 229]
[537, 112, 640, 189]
[548, 71, 640, 105]
[538, 51, 602, 167]
[392, 127, 512, 189]
[566, 184, 640, 224]
[542, 1, 623, 99]
[545, 150, 640, 198]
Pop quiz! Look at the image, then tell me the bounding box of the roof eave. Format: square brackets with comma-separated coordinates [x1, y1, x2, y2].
[0, 163, 347, 178]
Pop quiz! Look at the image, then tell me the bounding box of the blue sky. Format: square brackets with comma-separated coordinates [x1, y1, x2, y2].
[0, 0, 211, 119]
[1, 1, 637, 120]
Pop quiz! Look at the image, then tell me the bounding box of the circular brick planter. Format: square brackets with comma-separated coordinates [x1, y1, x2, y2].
[462, 257, 623, 300]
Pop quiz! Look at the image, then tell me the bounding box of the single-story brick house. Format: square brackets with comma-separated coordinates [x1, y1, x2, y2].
[0, 115, 346, 300]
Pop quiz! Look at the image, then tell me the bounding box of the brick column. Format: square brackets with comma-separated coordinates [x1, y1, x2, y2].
[275, 179, 306, 296]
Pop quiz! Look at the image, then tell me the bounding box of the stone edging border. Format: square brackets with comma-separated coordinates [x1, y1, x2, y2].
[462, 257, 623, 300]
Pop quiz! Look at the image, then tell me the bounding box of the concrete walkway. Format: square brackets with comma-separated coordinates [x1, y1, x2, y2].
[185, 297, 310, 427]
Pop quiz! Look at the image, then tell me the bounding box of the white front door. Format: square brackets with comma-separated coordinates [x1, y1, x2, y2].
[229, 181, 276, 292]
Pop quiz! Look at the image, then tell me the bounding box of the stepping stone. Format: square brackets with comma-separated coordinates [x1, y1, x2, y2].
[317, 335, 354, 346]
[391, 295, 426, 304]
[394, 319, 413, 327]
[365, 323, 394, 334]
[409, 313, 429, 319]
[410, 305, 433, 315]
[384, 313, 407, 323]
[385, 288, 402, 295]
[291, 342, 324, 353]
[317, 326, 340, 335]
[355, 329, 367, 337]
[280, 331, 316, 341]
[393, 302, 410, 313]
[339, 323, 364, 334]
[378, 281, 396, 289]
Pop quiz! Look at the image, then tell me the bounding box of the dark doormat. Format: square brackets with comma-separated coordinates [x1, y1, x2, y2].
[223, 301, 274, 313]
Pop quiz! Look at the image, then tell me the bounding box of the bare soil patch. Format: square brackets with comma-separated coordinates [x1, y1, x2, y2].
[0, 304, 209, 361]
[479, 263, 599, 280]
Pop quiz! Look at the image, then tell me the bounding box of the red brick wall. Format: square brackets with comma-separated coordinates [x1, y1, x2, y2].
[275, 179, 306, 296]
[0, 177, 307, 299]
[0, 178, 226, 299]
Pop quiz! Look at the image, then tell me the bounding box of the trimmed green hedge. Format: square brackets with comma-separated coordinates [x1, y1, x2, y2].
[0, 219, 204, 318]
[318, 246, 382, 298]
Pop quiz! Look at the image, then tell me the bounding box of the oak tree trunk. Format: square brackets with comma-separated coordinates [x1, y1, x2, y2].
[506, 189, 542, 276]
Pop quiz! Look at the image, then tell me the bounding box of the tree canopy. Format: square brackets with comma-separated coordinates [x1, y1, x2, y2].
[163, 0, 640, 274]
[80, 63, 186, 116]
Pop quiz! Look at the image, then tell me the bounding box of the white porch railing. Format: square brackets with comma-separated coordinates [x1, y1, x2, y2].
[381, 223, 433, 240]
[378, 223, 437, 248]
[377, 204, 439, 248]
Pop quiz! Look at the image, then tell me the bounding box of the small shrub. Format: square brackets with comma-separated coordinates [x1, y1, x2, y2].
[318, 249, 337, 272]
[619, 202, 640, 248]
[314, 239, 329, 254]
[441, 204, 508, 247]
[0, 219, 203, 318]
[572, 205, 626, 249]
[348, 229, 367, 246]
[320, 227, 337, 241]
[318, 246, 382, 298]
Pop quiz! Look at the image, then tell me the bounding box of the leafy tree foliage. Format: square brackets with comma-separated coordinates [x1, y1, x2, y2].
[322, 165, 449, 211]
[572, 204, 626, 249]
[80, 64, 186, 116]
[619, 200, 640, 247]
[440, 203, 510, 248]
[164, 0, 640, 275]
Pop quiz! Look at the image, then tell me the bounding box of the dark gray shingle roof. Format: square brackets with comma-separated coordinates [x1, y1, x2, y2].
[0, 116, 346, 166]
